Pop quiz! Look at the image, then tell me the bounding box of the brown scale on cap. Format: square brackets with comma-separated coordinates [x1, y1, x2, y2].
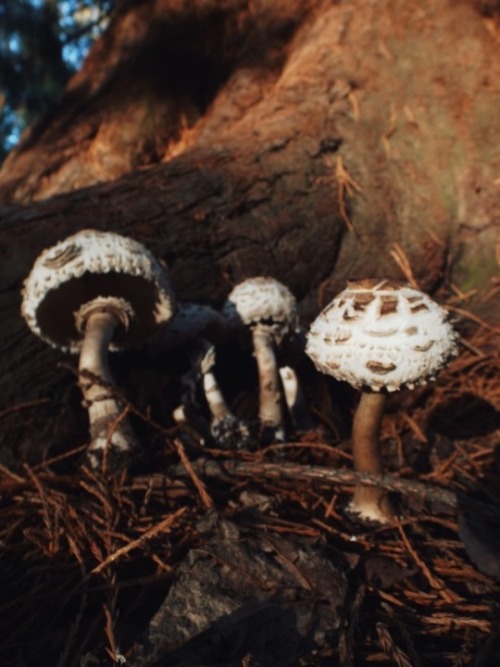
[410, 302, 430, 313]
[343, 311, 360, 321]
[366, 361, 398, 375]
[379, 296, 399, 315]
[413, 340, 436, 352]
[43, 243, 81, 268]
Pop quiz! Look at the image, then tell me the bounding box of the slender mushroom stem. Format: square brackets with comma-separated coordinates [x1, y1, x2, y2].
[350, 391, 395, 523]
[252, 326, 285, 442]
[279, 365, 315, 432]
[197, 340, 251, 449]
[200, 346, 232, 421]
[78, 309, 137, 464]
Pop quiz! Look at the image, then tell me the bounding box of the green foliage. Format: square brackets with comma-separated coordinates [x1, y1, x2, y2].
[0, 0, 113, 161]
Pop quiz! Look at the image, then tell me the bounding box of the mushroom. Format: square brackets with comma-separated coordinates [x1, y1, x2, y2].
[149, 302, 226, 414]
[21, 229, 175, 469]
[305, 278, 458, 523]
[150, 302, 251, 448]
[222, 277, 300, 443]
[199, 340, 252, 449]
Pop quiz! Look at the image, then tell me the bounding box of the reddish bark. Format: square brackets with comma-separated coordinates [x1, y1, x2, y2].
[0, 0, 498, 450]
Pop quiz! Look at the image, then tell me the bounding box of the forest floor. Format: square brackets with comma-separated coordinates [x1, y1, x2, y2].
[1, 285, 499, 667]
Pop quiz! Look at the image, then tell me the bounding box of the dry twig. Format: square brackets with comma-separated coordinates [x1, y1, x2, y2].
[90, 507, 187, 575]
[168, 457, 458, 512]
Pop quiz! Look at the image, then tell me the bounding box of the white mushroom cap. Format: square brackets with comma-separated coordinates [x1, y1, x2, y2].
[306, 279, 458, 392]
[222, 276, 299, 340]
[21, 229, 175, 353]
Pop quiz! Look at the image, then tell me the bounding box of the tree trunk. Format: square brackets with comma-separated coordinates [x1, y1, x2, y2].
[0, 0, 498, 456]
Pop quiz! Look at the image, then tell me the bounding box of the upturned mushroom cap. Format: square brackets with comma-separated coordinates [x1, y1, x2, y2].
[21, 229, 175, 352]
[222, 276, 299, 341]
[306, 279, 458, 392]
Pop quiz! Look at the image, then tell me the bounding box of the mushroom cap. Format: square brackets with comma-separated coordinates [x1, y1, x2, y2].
[306, 279, 458, 392]
[149, 302, 228, 353]
[21, 229, 175, 353]
[222, 277, 299, 339]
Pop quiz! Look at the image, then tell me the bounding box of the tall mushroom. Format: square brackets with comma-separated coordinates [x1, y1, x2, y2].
[21, 229, 175, 469]
[222, 277, 300, 443]
[306, 278, 458, 523]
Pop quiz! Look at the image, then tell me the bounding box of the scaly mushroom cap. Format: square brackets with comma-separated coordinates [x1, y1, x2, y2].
[306, 279, 458, 392]
[222, 276, 299, 341]
[21, 229, 175, 353]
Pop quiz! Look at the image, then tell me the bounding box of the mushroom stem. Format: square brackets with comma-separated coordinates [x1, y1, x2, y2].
[182, 339, 232, 422]
[196, 340, 252, 450]
[78, 310, 136, 463]
[252, 326, 285, 442]
[279, 365, 315, 432]
[350, 391, 394, 523]
[202, 366, 232, 421]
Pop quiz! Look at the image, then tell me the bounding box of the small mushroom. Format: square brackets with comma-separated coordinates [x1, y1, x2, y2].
[199, 341, 252, 449]
[21, 229, 175, 469]
[306, 278, 458, 523]
[222, 277, 300, 443]
[151, 303, 251, 448]
[149, 302, 226, 415]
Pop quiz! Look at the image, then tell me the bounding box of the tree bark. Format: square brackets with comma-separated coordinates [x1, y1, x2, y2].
[0, 0, 498, 455]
